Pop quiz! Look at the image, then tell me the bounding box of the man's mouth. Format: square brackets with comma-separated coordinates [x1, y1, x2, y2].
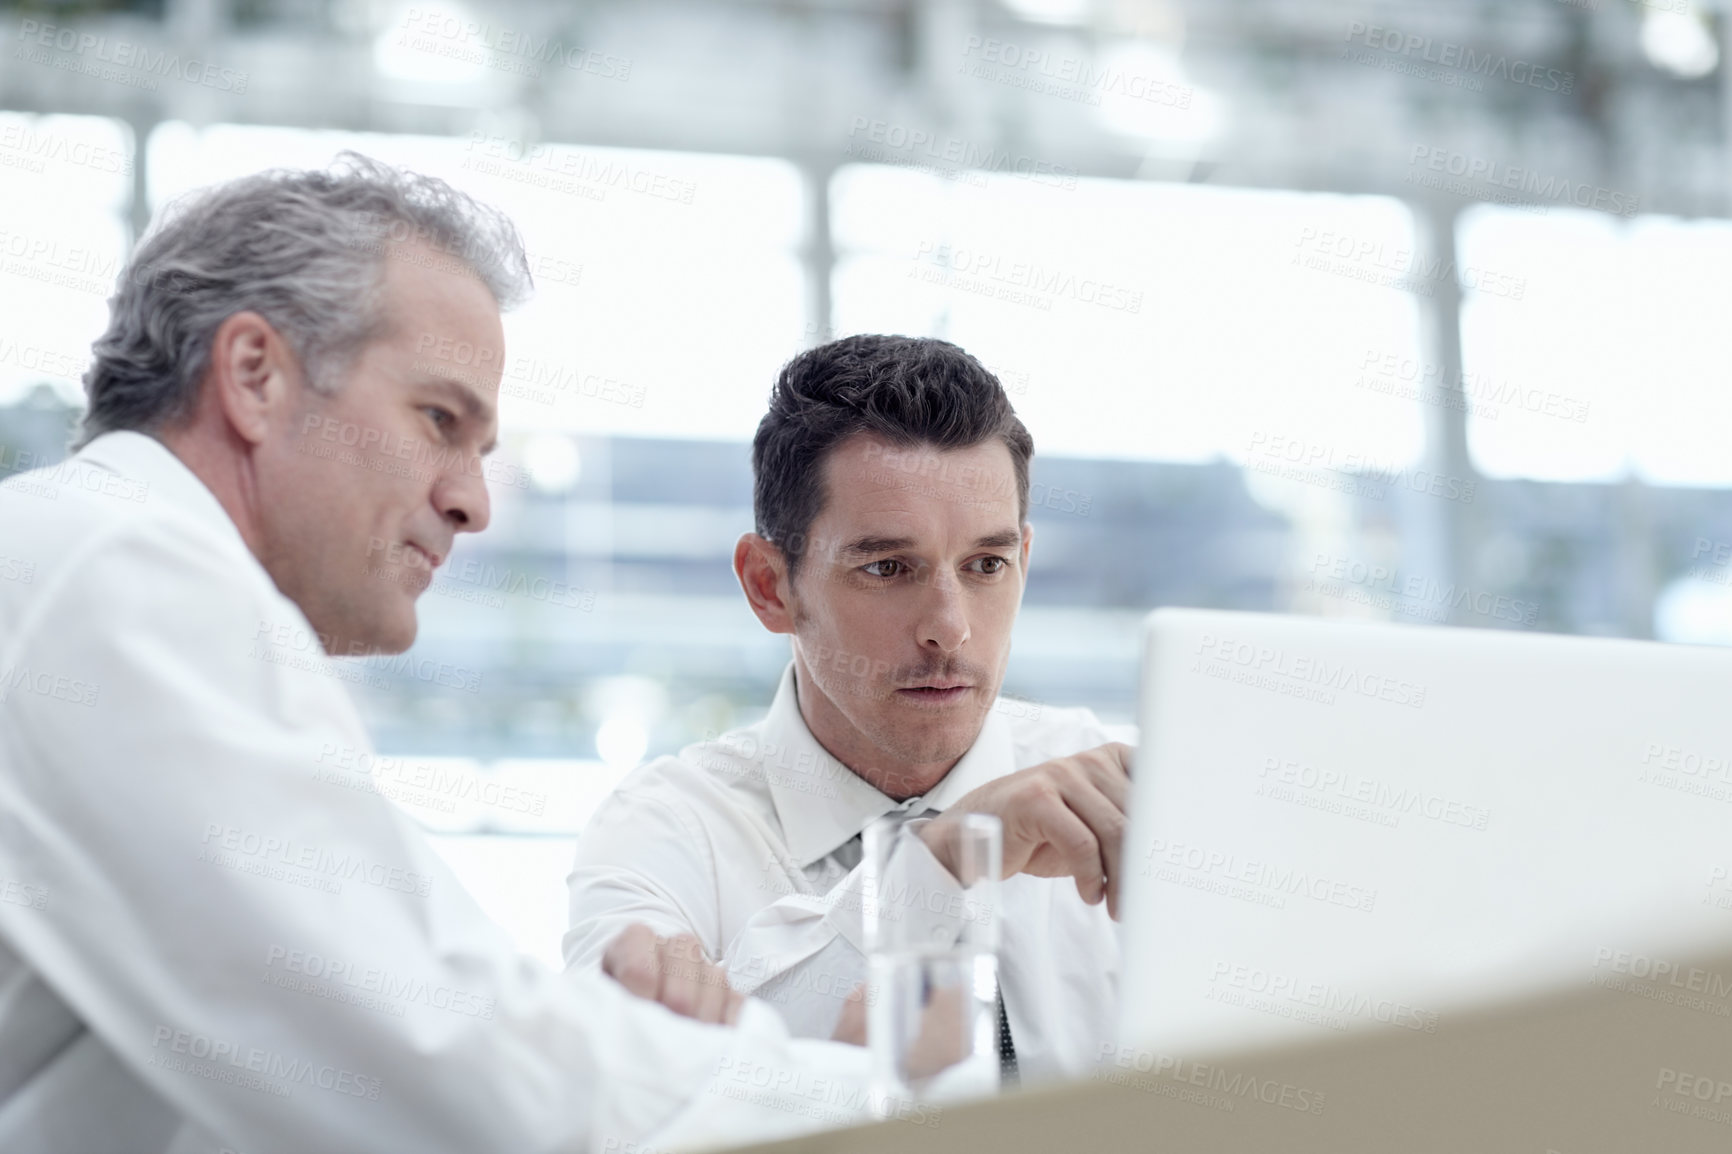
[406, 543, 442, 572]
[895, 684, 974, 704]
[394, 543, 443, 591]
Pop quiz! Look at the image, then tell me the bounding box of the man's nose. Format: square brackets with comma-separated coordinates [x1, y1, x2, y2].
[918, 569, 970, 652]
[436, 462, 492, 534]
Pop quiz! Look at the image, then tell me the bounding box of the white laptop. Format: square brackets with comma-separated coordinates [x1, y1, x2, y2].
[1119, 607, 1732, 1056]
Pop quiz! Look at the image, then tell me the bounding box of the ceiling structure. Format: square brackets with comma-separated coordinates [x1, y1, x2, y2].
[1, 0, 1726, 222]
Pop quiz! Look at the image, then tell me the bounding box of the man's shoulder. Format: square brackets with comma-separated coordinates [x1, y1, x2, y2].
[608, 717, 781, 817]
[2, 454, 257, 609]
[0, 458, 319, 703]
[997, 698, 1132, 763]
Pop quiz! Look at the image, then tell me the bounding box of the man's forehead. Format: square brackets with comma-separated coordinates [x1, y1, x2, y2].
[816, 434, 1021, 545]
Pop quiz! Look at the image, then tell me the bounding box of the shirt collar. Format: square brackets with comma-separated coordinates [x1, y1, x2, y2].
[761, 663, 1017, 867]
[76, 431, 245, 549]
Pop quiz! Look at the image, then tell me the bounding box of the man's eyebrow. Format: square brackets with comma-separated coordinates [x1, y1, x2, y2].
[974, 529, 1024, 550]
[837, 530, 1023, 557]
[417, 376, 499, 456]
[839, 535, 917, 557]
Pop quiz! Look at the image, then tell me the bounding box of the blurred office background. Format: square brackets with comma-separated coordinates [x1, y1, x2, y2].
[5, 0, 1732, 962]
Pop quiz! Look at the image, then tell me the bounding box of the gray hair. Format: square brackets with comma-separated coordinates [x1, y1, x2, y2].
[77, 150, 532, 448]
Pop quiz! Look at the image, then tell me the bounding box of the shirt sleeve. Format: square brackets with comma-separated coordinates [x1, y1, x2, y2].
[563, 786, 725, 971]
[566, 786, 974, 1042]
[0, 518, 874, 1154]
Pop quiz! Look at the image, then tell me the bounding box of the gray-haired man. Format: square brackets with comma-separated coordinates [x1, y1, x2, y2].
[0, 154, 873, 1154]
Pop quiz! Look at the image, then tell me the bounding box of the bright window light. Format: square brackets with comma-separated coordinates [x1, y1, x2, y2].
[147, 122, 808, 444]
[0, 112, 133, 406]
[1641, 9, 1719, 79]
[831, 164, 1425, 467]
[1459, 205, 1732, 486]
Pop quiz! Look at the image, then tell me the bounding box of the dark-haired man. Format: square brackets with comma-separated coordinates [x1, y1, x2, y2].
[565, 335, 1131, 1083]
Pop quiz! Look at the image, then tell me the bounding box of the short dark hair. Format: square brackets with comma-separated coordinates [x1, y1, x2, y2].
[751, 334, 1034, 577]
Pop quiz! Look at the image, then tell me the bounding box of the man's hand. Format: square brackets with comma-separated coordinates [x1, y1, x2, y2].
[602, 924, 744, 1026]
[831, 982, 970, 1084]
[832, 983, 868, 1045]
[918, 742, 1133, 918]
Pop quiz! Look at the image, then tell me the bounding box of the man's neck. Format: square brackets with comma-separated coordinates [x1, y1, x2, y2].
[158, 425, 266, 558]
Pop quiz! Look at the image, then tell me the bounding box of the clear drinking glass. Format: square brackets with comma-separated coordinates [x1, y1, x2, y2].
[862, 811, 1004, 1104]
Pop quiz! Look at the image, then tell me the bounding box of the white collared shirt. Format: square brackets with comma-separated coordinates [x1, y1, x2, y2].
[0, 433, 875, 1154]
[564, 665, 1124, 1084]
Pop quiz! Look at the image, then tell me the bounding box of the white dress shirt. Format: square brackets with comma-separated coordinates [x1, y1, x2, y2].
[0, 432, 875, 1154]
[564, 665, 1123, 1084]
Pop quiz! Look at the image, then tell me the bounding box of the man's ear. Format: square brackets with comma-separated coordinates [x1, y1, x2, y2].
[734, 532, 797, 635]
[205, 310, 300, 447]
[1020, 521, 1034, 580]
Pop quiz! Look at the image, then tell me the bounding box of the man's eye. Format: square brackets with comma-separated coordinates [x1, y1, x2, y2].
[424, 406, 455, 431]
[862, 559, 905, 579]
[973, 556, 1008, 575]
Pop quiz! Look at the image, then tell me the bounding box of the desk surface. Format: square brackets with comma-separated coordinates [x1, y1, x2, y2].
[721, 945, 1732, 1154]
